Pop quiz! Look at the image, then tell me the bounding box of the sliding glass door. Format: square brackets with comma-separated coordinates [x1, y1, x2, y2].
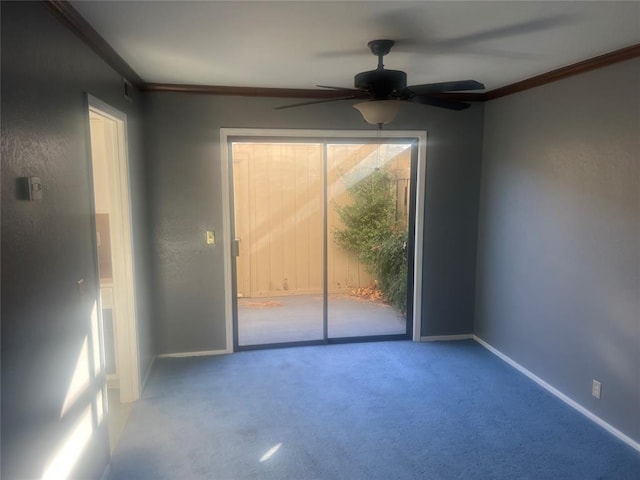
[230, 138, 416, 349]
[327, 143, 412, 339]
[232, 142, 324, 346]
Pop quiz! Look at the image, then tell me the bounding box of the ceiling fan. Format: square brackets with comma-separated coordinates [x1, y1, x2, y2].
[276, 39, 485, 126]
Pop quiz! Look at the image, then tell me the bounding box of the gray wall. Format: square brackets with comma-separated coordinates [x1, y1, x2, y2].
[1, 3, 154, 478]
[475, 59, 640, 443]
[145, 93, 484, 353]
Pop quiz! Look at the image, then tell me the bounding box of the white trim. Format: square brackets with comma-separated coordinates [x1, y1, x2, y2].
[157, 349, 230, 359]
[87, 95, 140, 403]
[220, 128, 427, 346]
[473, 335, 640, 454]
[106, 376, 120, 389]
[420, 334, 473, 342]
[220, 136, 235, 354]
[412, 132, 426, 341]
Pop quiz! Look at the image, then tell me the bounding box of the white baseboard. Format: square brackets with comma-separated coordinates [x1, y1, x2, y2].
[157, 348, 230, 358]
[420, 334, 474, 342]
[106, 374, 119, 389]
[473, 335, 640, 454]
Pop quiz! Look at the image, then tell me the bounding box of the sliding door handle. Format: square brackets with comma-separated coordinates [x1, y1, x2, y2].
[233, 239, 241, 257]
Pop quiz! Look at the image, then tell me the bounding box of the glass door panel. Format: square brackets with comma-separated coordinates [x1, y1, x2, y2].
[326, 143, 412, 338]
[233, 142, 324, 346]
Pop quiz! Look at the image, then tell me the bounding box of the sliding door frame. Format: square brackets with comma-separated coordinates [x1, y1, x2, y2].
[220, 129, 426, 351]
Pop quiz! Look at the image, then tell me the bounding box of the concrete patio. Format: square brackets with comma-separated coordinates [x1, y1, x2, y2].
[238, 294, 406, 346]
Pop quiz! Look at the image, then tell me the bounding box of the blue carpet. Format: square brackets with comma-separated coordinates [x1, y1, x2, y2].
[109, 341, 640, 479]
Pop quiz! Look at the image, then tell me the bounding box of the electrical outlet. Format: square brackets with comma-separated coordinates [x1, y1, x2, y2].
[592, 379, 602, 399]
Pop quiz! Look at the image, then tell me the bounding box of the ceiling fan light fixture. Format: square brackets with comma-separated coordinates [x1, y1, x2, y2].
[353, 100, 401, 126]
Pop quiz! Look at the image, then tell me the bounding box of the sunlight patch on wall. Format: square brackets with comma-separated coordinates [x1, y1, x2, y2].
[41, 406, 93, 480]
[60, 337, 90, 418]
[91, 301, 102, 377]
[96, 388, 104, 426]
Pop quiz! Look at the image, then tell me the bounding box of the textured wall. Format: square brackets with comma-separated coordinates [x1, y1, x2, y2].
[475, 59, 640, 442]
[1, 3, 153, 478]
[145, 93, 484, 353]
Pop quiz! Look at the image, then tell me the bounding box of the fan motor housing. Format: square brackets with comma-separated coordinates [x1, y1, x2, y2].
[354, 69, 407, 100]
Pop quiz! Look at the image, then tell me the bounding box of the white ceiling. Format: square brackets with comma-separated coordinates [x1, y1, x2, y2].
[71, 1, 640, 91]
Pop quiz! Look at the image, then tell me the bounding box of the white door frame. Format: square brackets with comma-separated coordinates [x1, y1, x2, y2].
[220, 128, 426, 349]
[87, 94, 140, 403]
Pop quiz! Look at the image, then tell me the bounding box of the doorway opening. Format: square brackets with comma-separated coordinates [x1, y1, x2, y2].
[86, 95, 139, 451]
[222, 130, 426, 350]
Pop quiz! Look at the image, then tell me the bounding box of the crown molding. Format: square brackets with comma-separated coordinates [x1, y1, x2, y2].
[484, 43, 640, 101]
[44, 0, 144, 86]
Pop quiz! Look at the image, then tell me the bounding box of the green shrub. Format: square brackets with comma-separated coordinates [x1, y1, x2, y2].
[333, 170, 408, 313]
[375, 230, 408, 313]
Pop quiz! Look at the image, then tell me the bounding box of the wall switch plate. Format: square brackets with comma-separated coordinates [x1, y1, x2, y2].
[206, 230, 215, 245]
[28, 176, 43, 200]
[20, 176, 43, 200]
[592, 379, 602, 399]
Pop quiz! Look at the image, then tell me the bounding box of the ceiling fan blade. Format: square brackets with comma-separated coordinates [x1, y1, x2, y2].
[320, 10, 574, 60]
[275, 96, 357, 110]
[407, 80, 485, 95]
[410, 95, 471, 111]
[316, 85, 360, 92]
[431, 15, 575, 50]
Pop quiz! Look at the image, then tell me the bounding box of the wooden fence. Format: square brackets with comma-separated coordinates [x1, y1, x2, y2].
[232, 142, 410, 298]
